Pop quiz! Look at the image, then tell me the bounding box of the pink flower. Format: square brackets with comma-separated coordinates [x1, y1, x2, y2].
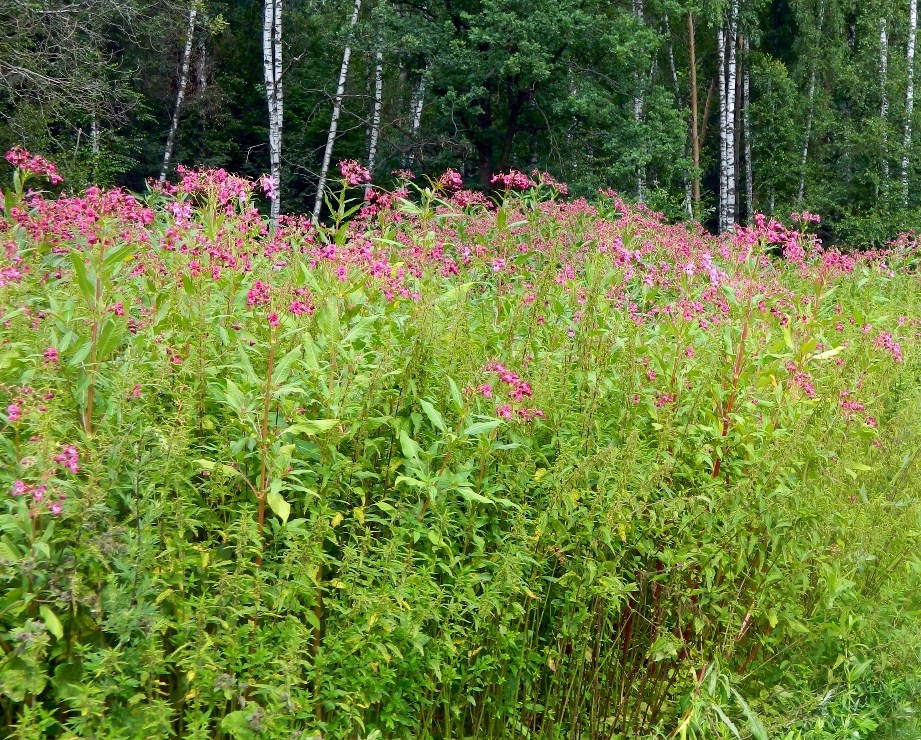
[490, 170, 535, 191]
[247, 280, 271, 307]
[267, 312, 280, 328]
[437, 169, 464, 191]
[54, 445, 80, 474]
[11, 480, 26, 497]
[259, 174, 279, 201]
[43, 347, 59, 364]
[4, 147, 63, 185]
[339, 160, 372, 186]
[6, 404, 21, 422]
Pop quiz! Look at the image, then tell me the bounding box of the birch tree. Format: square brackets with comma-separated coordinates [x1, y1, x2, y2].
[797, 0, 826, 204]
[744, 35, 753, 222]
[718, 1, 739, 232]
[160, 4, 198, 184]
[688, 11, 702, 211]
[263, 0, 284, 227]
[903, 0, 918, 204]
[407, 72, 426, 166]
[366, 48, 383, 193]
[881, 17, 890, 183]
[633, 0, 646, 204]
[313, 0, 363, 221]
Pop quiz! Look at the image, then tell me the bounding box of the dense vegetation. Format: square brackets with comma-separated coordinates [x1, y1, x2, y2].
[1, 154, 919, 738]
[3, 0, 921, 242]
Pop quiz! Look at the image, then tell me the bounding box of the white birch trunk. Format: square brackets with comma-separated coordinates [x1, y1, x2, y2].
[725, 1, 739, 230]
[407, 73, 426, 166]
[881, 17, 890, 183]
[160, 5, 198, 184]
[366, 48, 383, 194]
[718, 25, 728, 231]
[903, 0, 918, 205]
[665, 20, 693, 216]
[633, 0, 645, 204]
[798, 0, 826, 204]
[313, 0, 363, 222]
[272, 0, 283, 225]
[263, 0, 281, 226]
[744, 36, 753, 223]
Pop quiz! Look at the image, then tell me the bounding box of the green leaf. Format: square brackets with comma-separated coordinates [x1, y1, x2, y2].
[267, 481, 291, 523]
[399, 430, 420, 460]
[220, 710, 255, 739]
[95, 318, 126, 361]
[70, 252, 95, 306]
[458, 487, 494, 505]
[40, 605, 64, 639]
[420, 399, 447, 432]
[286, 419, 338, 436]
[463, 419, 502, 437]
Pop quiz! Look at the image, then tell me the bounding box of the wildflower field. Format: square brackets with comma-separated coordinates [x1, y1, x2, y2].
[1, 154, 920, 739]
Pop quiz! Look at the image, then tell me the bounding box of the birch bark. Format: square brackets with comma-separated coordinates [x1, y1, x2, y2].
[313, 0, 363, 221]
[903, 0, 918, 204]
[407, 73, 426, 166]
[718, 25, 728, 231]
[726, 2, 738, 230]
[688, 12, 701, 211]
[366, 48, 383, 194]
[633, 0, 645, 204]
[797, 0, 826, 204]
[743, 36, 753, 223]
[160, 5, 198, 184]
[881, 17, 889, 183]
[263, 0, 283, 226]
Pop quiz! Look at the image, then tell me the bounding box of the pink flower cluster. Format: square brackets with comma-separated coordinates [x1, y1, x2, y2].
[54, 445, 80, 474]
[786, 362, 817, 399]
[247, 279, 271, 308]
[482, 361, 544, 421]
[875, 331, 903, 363]
[490, 170, 536, 191]
[531, 170, 569, 196]
[10, 480, 65, 516]
[4, 147, 63, 185]
[259, 174, 279, 201]
[437, 169, 464, 191]
[340, 160, 372, 186]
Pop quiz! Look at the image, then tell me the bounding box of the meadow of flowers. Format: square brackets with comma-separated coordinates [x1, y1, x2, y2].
[1, 151, 920, 738]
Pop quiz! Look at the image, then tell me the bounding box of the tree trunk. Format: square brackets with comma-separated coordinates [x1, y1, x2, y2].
[688, 12, 701, 211]
[718, 24, 728, 231]
[313, 0, 362, 222]
[634, 0, 645, 204]
[798, 0, 826, 205]
[366, 48, 383, 194]
[881, 17, 890, 185]
[263, 0, 283, 226]
[743, 36, 754, 223]
[407, 73, 426, 166]
[159, 5, 198, 184]
[727, 1, 739, 230]
[665, 20, 692, 216]
[903, 0, 918, 205]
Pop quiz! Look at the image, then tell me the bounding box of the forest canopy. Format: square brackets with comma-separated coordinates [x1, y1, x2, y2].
[1, 0, 920, 242]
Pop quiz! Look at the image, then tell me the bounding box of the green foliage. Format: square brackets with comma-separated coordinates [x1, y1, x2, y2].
[0, 166, 919, 738]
